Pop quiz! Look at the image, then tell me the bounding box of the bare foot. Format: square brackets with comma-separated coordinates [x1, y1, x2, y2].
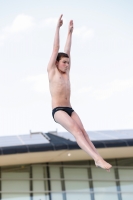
[95, 157, 112, 172]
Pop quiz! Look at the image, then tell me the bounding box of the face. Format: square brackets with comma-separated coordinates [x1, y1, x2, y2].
[56, 57, 69, 73]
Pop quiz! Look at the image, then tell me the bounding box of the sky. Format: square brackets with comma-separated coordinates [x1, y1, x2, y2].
[0, 0, 133, 136]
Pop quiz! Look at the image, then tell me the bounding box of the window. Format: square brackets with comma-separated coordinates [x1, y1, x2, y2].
[1, 166, 30, 200]
[91, 166, 118, 200]
[0, 158, 133, 200]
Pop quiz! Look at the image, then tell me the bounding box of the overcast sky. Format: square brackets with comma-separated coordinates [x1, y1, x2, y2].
[0, 0, 133, 136]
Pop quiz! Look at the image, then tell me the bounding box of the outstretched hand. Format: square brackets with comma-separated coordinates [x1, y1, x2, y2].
[57, 14, 63, 28]
[68, 20, 74, 33]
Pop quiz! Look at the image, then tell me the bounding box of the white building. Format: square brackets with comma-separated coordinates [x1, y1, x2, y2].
[0, 130, 133, 200]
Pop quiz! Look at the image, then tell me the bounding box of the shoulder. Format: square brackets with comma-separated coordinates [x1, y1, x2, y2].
[47, 60, 57, 73]
[47, 64, 57, 79]
[47, 50, 58, 71]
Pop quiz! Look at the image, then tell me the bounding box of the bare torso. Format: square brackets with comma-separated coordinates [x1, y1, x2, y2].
[48, 68, 71, 109]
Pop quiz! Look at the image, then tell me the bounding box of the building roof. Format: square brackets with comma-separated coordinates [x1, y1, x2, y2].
[0, 130, 133, 156]
[57, 129, 133, 141]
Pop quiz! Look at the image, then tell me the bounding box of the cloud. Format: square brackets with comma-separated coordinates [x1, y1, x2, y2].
[0, 15, 66, 45]
[0, 14, 35, 45]
[4, 14, 35, 33]
[74, 26, 94, 40]
[72, 77, 133, 101]
[130, 111, 133, 120]
[24, 74, 49, 94]
[92, 79, 133, 100]
[78, 86, 93, 94]
[23, 71, 133, 103]
[39, 17, 66, 28]
[130, 111, 133, 117]
[0, 34, 7, 46]
[41, 17, 57, 27]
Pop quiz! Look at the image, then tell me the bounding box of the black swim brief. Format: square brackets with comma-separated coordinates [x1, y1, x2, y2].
[52, 107, 74, 122]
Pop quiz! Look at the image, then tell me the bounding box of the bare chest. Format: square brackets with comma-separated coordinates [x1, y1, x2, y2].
[58, 74, 70, 86]
[51, 72, 70, 88]
[48, 70, 71, 104]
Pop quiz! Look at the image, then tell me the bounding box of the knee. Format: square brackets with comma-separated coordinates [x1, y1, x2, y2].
[72, 127, 83, 139]
[82, 128, 89, 138]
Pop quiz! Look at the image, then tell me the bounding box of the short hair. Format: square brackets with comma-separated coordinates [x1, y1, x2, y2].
[56, 52, 69, 61]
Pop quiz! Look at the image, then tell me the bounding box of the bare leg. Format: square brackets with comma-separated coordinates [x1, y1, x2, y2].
[54, 111, 112, 171]
[71, 112, 101, 156]
[55, 111, 99, 160]
[71, 111, 112, 170]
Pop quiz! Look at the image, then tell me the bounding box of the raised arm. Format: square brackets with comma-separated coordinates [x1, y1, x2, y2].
[47, 15, 63, 72]
[64, 20, 73, 67]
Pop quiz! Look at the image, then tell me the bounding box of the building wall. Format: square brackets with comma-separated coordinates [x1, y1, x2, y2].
[0, 158, 133, 200]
